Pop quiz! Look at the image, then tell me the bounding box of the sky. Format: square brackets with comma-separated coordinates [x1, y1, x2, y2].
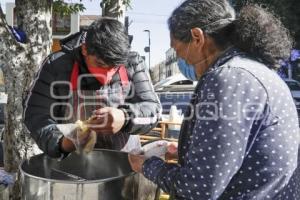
[0, 0, 184, 68]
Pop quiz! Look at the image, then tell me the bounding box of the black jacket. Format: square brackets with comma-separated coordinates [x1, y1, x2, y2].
[23, 45, 161, 158]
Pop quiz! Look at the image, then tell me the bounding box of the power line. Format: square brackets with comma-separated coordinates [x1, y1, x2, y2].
[127, 11, 169, 17]
[132, 20, 167, 25]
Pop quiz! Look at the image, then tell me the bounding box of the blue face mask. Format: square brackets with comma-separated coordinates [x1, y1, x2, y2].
[177, 58, 197, 81]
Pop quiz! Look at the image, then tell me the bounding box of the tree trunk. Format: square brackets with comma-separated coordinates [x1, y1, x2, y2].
[0, 0, 130, 199]
[0, 1, 52, 199]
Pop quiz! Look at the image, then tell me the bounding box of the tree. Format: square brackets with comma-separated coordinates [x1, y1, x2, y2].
[231, 0, 300, 48]
[0, 0, 130, 199]
[0, 1, 52, 198]
[101, 0, 131, 18]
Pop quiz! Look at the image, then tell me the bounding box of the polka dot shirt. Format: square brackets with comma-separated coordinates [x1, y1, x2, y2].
[275, 148, 300, 200]
[142, 48, 300, 200]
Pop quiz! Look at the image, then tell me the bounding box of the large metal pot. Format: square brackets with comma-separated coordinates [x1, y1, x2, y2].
[20, 149, 139, 200]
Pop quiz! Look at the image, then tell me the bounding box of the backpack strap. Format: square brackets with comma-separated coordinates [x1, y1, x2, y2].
[70, 61, 79, 90]
[118, 65, 129, 88]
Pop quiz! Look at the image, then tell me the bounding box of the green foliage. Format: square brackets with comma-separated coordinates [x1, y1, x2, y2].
[101, 0, 131, 8]
[100, 0, 132, 17]
[231, 0, 300, 48]
[53, 0, 132, 18]
[53, 0, 86, 16]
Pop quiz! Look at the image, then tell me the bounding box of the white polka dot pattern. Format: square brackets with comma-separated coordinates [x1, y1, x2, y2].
[142, 49, 300, 200]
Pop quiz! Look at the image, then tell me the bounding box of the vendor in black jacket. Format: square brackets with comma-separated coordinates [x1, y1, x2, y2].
[23, 17, 161, 158]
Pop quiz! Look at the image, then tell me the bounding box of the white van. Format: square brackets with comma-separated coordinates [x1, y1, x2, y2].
[154, 74, 197, 91]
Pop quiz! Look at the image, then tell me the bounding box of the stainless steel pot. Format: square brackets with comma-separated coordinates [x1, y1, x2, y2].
[20, 149, 138, 200]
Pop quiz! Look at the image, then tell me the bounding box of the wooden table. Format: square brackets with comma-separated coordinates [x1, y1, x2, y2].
[140, 120, 181, 143]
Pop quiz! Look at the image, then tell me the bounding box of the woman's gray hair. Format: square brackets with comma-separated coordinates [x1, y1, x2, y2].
[169, 0, 293, 70]
[168, 0, 236, 42]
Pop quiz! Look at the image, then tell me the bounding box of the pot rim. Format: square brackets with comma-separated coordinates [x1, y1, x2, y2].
[19, 149, 137, 184]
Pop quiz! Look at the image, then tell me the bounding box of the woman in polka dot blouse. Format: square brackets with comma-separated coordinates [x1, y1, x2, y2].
[129, 0, 299, 199]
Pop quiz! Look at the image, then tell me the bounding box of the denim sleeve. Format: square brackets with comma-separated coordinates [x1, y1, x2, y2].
[142, 68, 268, 199]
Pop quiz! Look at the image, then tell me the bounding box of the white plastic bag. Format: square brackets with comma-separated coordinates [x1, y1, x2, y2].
[169, 105, 183, 130]
[121, 135, 143, 155]
[142, 140, 168, 159]
[56, 123, 97, 154]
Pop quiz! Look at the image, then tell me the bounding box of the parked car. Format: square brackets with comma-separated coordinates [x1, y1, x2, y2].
[154, 88, 193, 138]
[283, 78, 300, 111]
[153, 75, 197, 138]
[156, 77, 300, 115]
[154, 74, 197, 91]
[157, 87, 194, 117]
[155, 74, 197, 117]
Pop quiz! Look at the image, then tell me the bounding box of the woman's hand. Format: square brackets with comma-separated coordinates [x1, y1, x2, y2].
[165, 142, 178, 160]
[128, 154, 146, 173]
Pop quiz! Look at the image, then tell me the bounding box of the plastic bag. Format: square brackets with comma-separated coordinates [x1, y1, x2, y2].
[56, 122, 97, 154]
[142, 140, 168, 159]
[121, 135, 143, 155]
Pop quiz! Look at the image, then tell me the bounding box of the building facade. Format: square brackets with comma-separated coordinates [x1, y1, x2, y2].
[151, 61, 166, 84]
[165, 48, 180, 78]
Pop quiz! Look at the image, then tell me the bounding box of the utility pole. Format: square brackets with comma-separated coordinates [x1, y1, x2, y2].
[144, 30, 151, 70]
[125, 16, 129, 34]
[124, 16, 133, 46]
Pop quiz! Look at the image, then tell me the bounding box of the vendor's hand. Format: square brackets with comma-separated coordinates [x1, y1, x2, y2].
[60, 129, 96, 153]
[88, 107, 125, 134]
[57, 123, 92, 152]
[165, 142, 178, 160]
[128, 154, 146, 173]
